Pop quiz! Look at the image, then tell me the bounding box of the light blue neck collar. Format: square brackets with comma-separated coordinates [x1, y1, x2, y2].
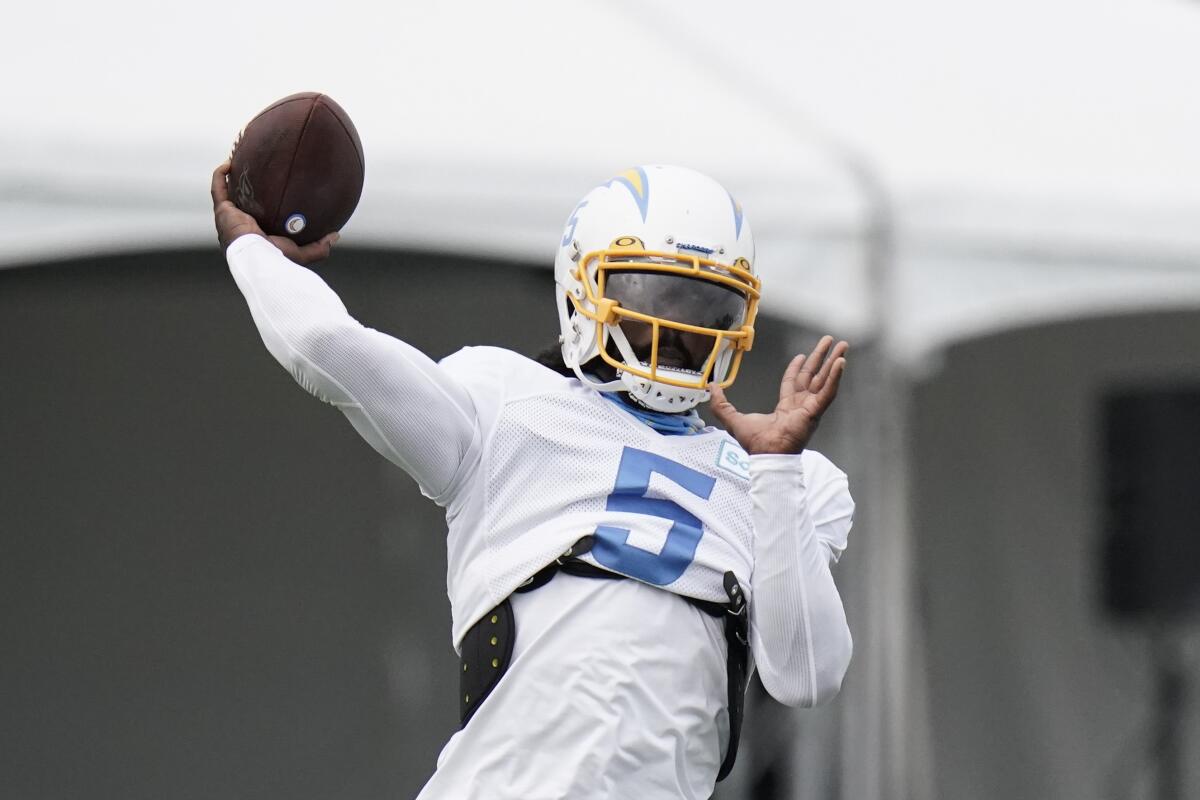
[601, 392, 706, 436]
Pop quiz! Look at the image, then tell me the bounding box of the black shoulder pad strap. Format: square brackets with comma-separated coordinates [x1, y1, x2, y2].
[459, 599, 516, 727]
[717, 570, 751, 782]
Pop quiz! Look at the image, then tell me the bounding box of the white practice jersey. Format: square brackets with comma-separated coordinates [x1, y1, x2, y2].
[437, 343, 834, 643]
[226, 234, 855, 799]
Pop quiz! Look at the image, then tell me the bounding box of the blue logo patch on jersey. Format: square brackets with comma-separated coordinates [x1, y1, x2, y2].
[716, 440, 751, 480]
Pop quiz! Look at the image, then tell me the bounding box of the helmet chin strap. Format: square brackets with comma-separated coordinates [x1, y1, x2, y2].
[619, 369, 710, 413]
[570, 362, 625, 393]
[571, 361, 708, 413]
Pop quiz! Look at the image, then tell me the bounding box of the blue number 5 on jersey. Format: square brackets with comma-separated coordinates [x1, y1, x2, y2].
[593, 447, 716, 585]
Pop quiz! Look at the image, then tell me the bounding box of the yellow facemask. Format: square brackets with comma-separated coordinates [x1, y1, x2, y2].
[569, 237, 761, 391]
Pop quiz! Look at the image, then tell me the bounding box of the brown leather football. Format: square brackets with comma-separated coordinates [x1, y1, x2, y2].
[229, 92, 364, 246]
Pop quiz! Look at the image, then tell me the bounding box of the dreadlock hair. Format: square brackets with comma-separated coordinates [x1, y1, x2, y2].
[533, 341, 575, 377]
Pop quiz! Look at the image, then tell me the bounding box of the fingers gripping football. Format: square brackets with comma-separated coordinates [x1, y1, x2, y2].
[211, 161, 338, 265]
[709, 335, 848, 455]
[212, 161, 263, 249]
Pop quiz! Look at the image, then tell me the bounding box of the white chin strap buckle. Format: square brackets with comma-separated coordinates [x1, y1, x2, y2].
[619, 369, 710, 413]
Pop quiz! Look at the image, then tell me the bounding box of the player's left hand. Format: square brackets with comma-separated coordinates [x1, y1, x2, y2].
[211, 160, 338, 265]
[708, 335, 848, 455]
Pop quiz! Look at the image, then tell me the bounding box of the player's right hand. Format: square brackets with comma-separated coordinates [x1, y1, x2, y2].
[211, 161, 338, 265]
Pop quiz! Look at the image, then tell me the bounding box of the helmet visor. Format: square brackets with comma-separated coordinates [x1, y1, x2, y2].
[604, 270, 747, 331]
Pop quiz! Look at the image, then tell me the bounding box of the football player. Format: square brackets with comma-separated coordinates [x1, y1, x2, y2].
[211, 161, 853, 799]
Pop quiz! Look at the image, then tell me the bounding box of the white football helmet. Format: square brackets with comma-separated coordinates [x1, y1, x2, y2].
[554, 165, 760, 412]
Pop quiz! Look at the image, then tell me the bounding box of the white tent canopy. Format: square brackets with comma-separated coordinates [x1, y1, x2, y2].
[7, 0, 1200, 365]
